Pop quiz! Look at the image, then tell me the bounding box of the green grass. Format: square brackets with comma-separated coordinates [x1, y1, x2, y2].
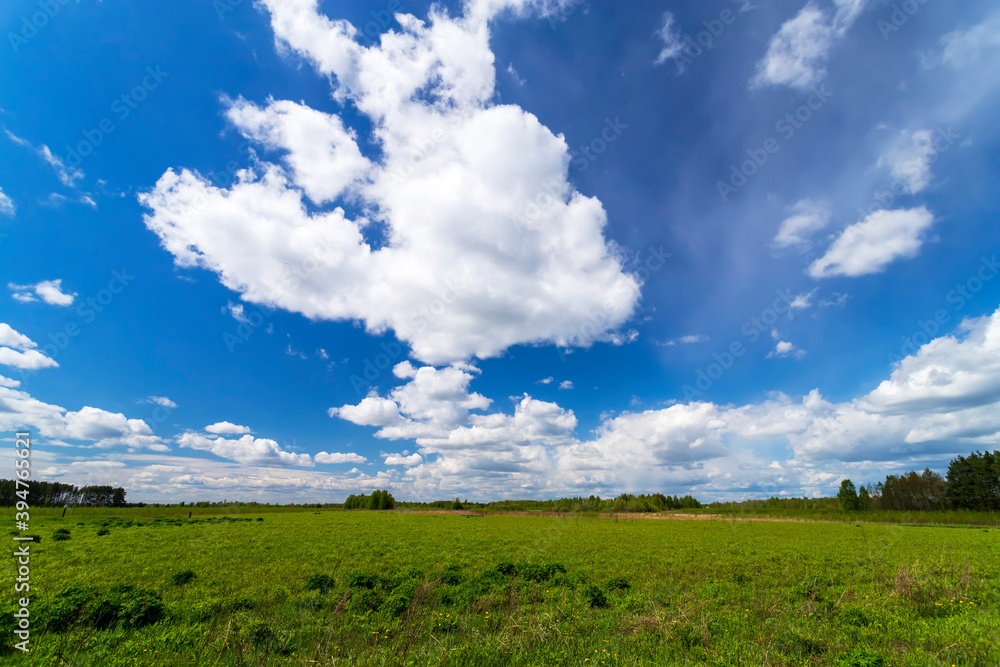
[2, 508, 998, 665]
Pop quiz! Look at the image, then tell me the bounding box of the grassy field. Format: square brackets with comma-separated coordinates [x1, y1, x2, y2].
[2, 508, 998, 666]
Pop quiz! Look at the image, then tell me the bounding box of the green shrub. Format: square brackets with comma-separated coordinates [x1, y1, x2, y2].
[839, 648, 886, 667]
[52, 532, 71, 541]
[775, 631, 825, 657]
[605, 576, 630, 590]
[441, 564, 463, 585]
[347, 572, 381, 589]
[55, 528, 71, 534]
[837, 608, 872, 627]
[303, 573, 336, 594]
[169, 569, 196, 586]
[583, 585, 608, 608]
[494, 561, 517, 576]
[90, 584, 166, 630]
[96, 528, 110, 536]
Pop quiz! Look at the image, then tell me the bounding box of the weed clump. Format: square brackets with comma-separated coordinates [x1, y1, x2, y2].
[169, 569, 196, 586]
[303, 573, 336, 594]
[43, 584, 165, 631]
[583, 585, 608, 608]
[839, 648, 885, 667]
[52, 528, 70, 541]
[605, 576, 630, 590]
[96, 528, 110, 536]
[441, 564, 463, 585]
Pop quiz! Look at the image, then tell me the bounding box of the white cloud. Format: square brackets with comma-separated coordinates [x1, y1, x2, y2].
[322, 305, 1000, 496]
[146, 396, 177, 409]
[751, 0, 867, 89]
[861, 310, 1000, 416]
[558, 380, 574, 390]
[659, 335, 709, 346]
[940, 11, 1000, 69]
[654, 12, 685, 68]
[0, 375, 21, 388]
[767, 339, 806, 359]
[0, 347, 58, 370]
[5, 130, 84, 188]
[140, 0, 640, 365]
[877, 129, 937, 194]
[537, 377, 554, 384]
[384, 452, 423, 466]
[177, 432, 312, 466]
[0, 323, 37, 351]
[772, 199, 830, 250]
[204, 421, 252, 435]
[506, 63, 525, 86]
[808, 207, 935, 279]
[64, 406, 166, 450]
[0, 187, 15, 217]
[789, 289, 818, 310]
[8, 279, 77, 306]
[315, 451, 368, 464]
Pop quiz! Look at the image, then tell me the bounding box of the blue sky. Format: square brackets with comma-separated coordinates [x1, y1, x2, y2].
[1, 0, 999, 503]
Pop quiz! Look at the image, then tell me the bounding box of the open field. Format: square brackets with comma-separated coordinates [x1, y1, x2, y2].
[3, 508, 998, 666]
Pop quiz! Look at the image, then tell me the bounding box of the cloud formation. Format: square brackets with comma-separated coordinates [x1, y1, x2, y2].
[140, 0, 639, 365]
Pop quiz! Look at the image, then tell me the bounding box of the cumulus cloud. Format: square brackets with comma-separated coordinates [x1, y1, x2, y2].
[558, 380, 574, 390]
[177, 432, 312, 466]
[751, 0, 867, 89]
[0, 187, 15, 217]
[315, 451, 368, 464]
[8, 279, 77, 306]
[205, 421, 252, 435]
[139, 0, 640, 365]
[384, 452, 423, 466]
[772, 199, 830, 250]
[0, 347, 58, 370]
[323, 304, 1000, 497]
[808, 207, 935, 279]
[0, 323, 37, 350]
[767, 339, 806, 359]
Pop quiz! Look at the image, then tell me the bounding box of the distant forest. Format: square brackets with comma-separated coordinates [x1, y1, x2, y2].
[0, 480, 127, 507]
[4, 450, 995, 512]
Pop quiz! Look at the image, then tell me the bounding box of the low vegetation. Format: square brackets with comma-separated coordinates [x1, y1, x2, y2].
[2, 507, 997, 665]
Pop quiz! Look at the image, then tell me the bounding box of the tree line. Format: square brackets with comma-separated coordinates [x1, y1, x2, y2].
[838, 450, 1000, 512]
[0, 480, 127, 507]
[343, 489, 397, 510]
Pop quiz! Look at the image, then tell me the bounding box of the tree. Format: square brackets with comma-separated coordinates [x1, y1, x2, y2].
[946, 450, 1000, 510]
[837, 479, 859, 511]
[857, 485, 871, 510]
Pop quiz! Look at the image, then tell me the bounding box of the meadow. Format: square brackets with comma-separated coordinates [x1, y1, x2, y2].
[2, 508, 998, 666]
